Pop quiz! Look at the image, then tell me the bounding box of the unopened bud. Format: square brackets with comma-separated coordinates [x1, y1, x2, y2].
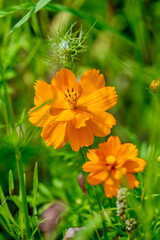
[78, 173, 86, 194]
[150, 78, 160, 95]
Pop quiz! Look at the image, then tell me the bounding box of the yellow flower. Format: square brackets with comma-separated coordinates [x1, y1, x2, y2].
[29, 69, 117, 151]
[82, 136, 146, 198]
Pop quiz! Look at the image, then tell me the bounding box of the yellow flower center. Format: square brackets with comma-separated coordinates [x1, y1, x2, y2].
[64, 88, 79, 109]
[106, 155, 116, 165]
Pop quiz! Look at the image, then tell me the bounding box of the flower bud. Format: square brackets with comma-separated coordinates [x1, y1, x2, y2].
[78, 173, 86, 194]
[150, 78, 160, 95]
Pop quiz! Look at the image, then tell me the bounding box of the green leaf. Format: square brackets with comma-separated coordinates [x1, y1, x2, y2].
[9, 170, 14, 196]
[7, 0, 52, 36]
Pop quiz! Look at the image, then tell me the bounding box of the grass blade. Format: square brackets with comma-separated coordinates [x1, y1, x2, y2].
[7, 0, 52, 36]
[33, 162, 38, 218]
[9, 170, 14, 196]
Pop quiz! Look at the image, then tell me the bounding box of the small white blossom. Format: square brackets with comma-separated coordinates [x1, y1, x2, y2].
[125, 218, 137, 232]
[116, 188, 129, 219]
[59, 40, 70, 50]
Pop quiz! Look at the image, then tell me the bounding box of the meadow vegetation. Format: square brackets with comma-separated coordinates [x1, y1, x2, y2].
[0, 0, 160, 239]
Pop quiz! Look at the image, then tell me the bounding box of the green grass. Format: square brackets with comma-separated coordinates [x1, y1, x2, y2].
[0, 0, 160, 239]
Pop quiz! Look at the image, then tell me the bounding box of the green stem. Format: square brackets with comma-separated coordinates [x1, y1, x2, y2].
[86, 191, 93, 216]
[93, 186, 108, 240]
[79, 148, 101, 240]
[15, 149, 31, 240]
[128, 232, 130, 240]
[85, 192, 101, 240]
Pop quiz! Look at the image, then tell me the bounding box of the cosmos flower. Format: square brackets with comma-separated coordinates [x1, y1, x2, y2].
[82, 136, 146, 198]
[29, 68, 117, 151]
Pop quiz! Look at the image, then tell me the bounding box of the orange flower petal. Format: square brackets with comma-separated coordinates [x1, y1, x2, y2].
[41, 122, 68, 149]
[123, 158, 146, 173]
[106, 136, 121, 150]
[103, 178, 120, 198]
[55, 109, 75, 121]
[72, 109, 93, 128]
[98, 136, 121, 156]
[51, 68, 79, 93]
[51, 86, 68, 109]
[112, 168, 124, 180]
[82, 161, 107, 172]
[116, 143, 139, 167]
[122, 173, 140, 189]
[88, 112, 116, 137]
[86, 149, 102, 162]
[67, 122, 94, 151]
[50, 107, 63, 116]
[29, 105, 51, 127]
[78, 86, 117, 112]
[79, 69, 105, 97]
[87, 171, 109, 185]
[34, 80, 54, 106]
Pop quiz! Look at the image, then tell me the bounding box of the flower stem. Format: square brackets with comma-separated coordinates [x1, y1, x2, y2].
[93, 186, 109, 240]
[15, 149, 31, 240]
[79, 148, 101, 240]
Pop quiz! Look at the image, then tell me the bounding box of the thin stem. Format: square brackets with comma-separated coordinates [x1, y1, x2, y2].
[79, 148, 101, 240]
[79, 147, 86, 163]
[86, 191, 93, 216]
[85, 192, 101, 240]
[128, 232, 131, 240]
[140, 182, 146, 209]
[93, 186, 109, 240]
[15, 149, 31, 240]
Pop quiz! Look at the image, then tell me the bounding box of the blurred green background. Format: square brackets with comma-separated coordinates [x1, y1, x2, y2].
[0, 0, 160, 239]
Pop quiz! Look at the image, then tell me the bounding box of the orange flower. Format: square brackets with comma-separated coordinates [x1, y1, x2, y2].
[82, 136, 146, 198]
[29, 69, 117, 151]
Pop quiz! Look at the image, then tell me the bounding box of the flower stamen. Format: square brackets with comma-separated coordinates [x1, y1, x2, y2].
[106, 155, 116, 165]
[64, 88, 79, 107]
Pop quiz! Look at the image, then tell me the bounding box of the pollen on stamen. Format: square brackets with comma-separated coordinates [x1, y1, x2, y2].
[64, 88, 79, 106]
[106, 155, 116, 165]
